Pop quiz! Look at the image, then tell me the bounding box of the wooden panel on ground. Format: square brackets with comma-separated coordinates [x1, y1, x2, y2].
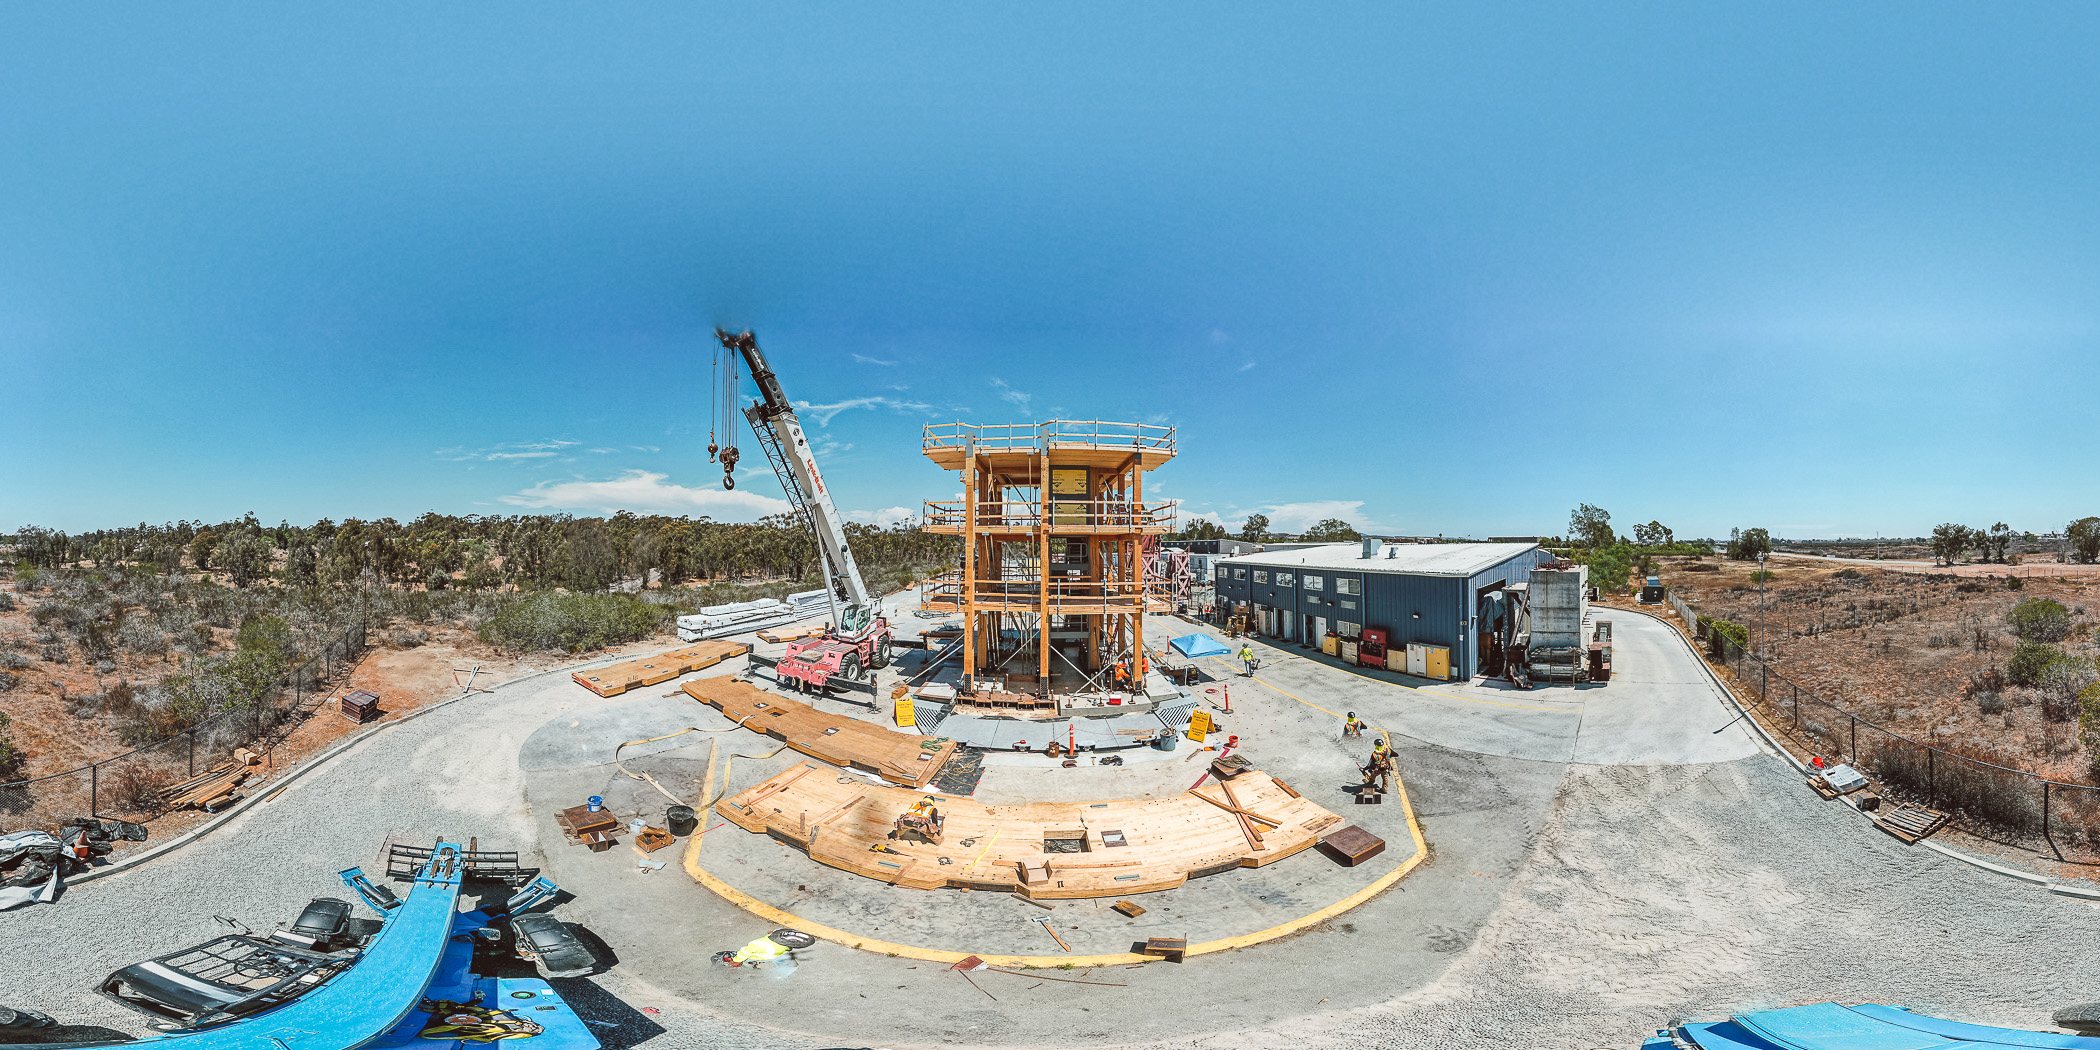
[1318, 824, 1386, 866]
[682, 677, 957, 788]
[713, 761, 1345, 898]
[161, 764, 250, 811]
[571, 640, 752, 697]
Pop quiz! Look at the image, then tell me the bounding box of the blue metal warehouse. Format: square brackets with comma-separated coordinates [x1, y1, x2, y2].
[1211, 539, 1550, 681]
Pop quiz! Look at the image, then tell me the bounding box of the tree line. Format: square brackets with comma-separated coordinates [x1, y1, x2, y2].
[8, 512, 959, 595]
[1931, 519, 2100, 566]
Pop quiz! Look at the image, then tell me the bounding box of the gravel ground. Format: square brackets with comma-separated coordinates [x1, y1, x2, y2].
[6, 628, 2097, 1050]
[1138, 756, 2100, 1050]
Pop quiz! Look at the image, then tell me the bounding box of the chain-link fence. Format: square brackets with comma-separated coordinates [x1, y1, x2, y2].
[0, 621, 367, 832]
[1675, 596, 2100, 856]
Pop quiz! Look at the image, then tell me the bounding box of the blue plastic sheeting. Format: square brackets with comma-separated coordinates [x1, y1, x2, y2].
[1171, 634, 1231, 659]
[138, 844, 469, 1050]
[1681, 1003, 2100, 1050]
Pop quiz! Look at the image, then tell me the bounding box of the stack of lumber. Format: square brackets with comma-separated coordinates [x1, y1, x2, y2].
[756, 624, 824, 644]
[682, 677, 957, 788]
[677, 589, 829, 641]
[715, 763, 1344, 898]
[160, 763, 250, 811]
[571, 639, 751, 697]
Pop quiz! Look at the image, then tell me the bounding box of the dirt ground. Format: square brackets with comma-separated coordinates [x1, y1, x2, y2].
[1647, 557, 2100, 784]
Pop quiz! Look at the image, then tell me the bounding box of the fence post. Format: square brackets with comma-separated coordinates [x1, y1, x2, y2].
[188, 729, 195, 776]
[2044, 781, 2055, 858]
[1850, 715, 1856, 761]
[90, 763, 98, 817]
[1928, 748, 1935, 807]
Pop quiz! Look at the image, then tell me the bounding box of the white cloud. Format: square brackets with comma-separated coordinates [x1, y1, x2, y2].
[1241, 500, 1373, 534]
[795, 396, 936, 426]
[852, 353, 899, 366]
[588, 448, 617, 454]
[1181, 509, 1230, 528]
[846, 506, 916, 527]
[630, 445, 661, 453]
[1237, 361, 1257, 372]
[501, 470, 791, 519]
[991, 378, 1032, 410]
[436, 439, 580, 462]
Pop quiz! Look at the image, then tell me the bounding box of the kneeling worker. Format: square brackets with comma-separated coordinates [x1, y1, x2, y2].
[1343, 711, 1363, 739]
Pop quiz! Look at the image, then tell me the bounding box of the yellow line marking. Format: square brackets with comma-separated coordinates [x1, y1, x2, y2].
[681, 763, 1430, 966]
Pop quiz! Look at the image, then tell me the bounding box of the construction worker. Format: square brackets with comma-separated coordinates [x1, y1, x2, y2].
[1111, 657, 1130, 690]
[1343, 712, 1363, 739]
[716, 929, 815, 968]
[1363, 740, 1394, 795]
[1237, 643, 1256, 677]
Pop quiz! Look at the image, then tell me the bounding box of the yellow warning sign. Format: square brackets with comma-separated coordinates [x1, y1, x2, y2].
[894, 696, 917, 728]
[1186, 708, 1213, 743]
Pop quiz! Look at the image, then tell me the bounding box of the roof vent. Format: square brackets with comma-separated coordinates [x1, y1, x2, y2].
[1362, 537, 1382, 559]
[1386, 546, 1397, 558]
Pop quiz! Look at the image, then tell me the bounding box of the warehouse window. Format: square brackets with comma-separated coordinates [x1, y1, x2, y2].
[1304, 576, 1324, 591]
[1275, 573, 1293, 587]
[1233, 568, 1246, 580]
[1253, 571, 1268, 584]
[1336, 577, 1361, 596]
[1338, 621, 1361, 638]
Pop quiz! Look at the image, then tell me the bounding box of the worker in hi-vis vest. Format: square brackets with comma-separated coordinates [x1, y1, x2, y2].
[1237, 643, 1255, 677]
[1343, 712, 1363, 738]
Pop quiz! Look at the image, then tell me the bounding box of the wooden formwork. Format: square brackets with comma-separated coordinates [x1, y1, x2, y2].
[571, 639, 752, 697]
[682, 676, 957, 788]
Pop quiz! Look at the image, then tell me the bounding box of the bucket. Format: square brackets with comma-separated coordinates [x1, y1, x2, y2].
[665, 805, 699, 836]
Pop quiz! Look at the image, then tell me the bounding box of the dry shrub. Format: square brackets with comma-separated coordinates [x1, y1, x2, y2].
[103, 757, 182, 813]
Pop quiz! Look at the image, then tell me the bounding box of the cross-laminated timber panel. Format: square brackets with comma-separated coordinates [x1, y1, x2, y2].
[571, 639, 752, 697]
[681, 677, 957, 788]
[714, 762, 1344, 898]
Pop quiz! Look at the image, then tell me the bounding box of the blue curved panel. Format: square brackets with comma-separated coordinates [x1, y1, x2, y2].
[138, 844, 469, 1050]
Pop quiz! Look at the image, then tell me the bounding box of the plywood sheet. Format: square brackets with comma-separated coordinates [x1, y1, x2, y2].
[682, 676, 957, 788]
[571, 640, 751, 697]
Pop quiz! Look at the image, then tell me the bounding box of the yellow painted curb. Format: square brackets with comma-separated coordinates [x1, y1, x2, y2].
[681, 764, 1429, 967]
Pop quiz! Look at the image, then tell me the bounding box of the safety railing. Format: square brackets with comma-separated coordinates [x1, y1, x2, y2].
[922, 420, 1177, 457]
[918, 573, 1174, 609]
[921, 498, 1178, 533]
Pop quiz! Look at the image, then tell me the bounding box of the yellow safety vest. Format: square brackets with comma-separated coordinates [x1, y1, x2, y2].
[732, 936, 791, 964]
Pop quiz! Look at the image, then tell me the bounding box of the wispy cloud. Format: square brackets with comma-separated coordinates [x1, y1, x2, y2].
[1237, 361, 1257, 372]
[845, 506, 915, 527]
[501, 470, 790, 519]
[435, 439, 580, 462]
[630, 445, 660, 453]
[1230, 499, 1373, 534]
[991, 378, 1032, 411]
[794, 396, 936, 426]
[852, 353, 899, 366]
[588, 448, 618, 454]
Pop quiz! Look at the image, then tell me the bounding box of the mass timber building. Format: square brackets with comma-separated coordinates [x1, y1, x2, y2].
[920, 421, 1177, 694]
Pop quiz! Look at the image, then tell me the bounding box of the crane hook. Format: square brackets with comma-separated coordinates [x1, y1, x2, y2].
[720, 446, 740, 489]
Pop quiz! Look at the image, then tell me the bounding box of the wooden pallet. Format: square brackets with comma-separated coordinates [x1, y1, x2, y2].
[1874, 803, 1949, 844]
[683, 676, 957, 788]
[756, 625, 823, 644]
[714, 762, 1344, 898]
[572, 640, 752, 697]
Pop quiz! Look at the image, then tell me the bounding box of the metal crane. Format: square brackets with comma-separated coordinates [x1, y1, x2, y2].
[716, 329, 894, 691]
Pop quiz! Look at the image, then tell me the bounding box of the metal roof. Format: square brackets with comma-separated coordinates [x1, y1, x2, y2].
[1217, 541, 1539, 577]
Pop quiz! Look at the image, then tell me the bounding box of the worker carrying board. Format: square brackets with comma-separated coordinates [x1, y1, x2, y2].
[1360, 740, 1394, 795]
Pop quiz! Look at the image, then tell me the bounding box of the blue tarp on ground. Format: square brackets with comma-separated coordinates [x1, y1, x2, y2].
[1171, 634, 1231, 659]
[1675, 1002, 2100, 1050]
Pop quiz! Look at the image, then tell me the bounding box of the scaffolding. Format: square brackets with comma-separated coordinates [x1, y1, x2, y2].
[920, 420, 1178, 695]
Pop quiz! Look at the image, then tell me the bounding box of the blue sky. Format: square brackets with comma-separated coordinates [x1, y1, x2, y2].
[6, 5, 2100, 540]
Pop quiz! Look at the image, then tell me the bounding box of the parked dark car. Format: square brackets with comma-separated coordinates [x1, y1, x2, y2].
[509, 913, 595, 978]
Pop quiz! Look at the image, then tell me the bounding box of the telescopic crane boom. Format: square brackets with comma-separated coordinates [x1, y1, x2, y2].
[716, 329, 877, 638]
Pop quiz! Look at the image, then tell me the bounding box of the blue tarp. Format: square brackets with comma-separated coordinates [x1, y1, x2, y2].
[1676, 1003, 2100, 1050]
[1171, 634, 1231, 659]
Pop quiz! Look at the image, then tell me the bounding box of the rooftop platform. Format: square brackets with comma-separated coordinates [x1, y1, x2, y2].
[923, 420, 1175, 471]
[1221, 541, 1542, 577]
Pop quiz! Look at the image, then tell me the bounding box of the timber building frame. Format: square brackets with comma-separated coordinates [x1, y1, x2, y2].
[920, 420, 1177, 690]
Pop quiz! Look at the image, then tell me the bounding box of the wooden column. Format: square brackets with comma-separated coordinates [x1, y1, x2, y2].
[1038, 445, 1053, 688]
[1132, 452, 1145, 674]
[961, 447, 978, 680]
